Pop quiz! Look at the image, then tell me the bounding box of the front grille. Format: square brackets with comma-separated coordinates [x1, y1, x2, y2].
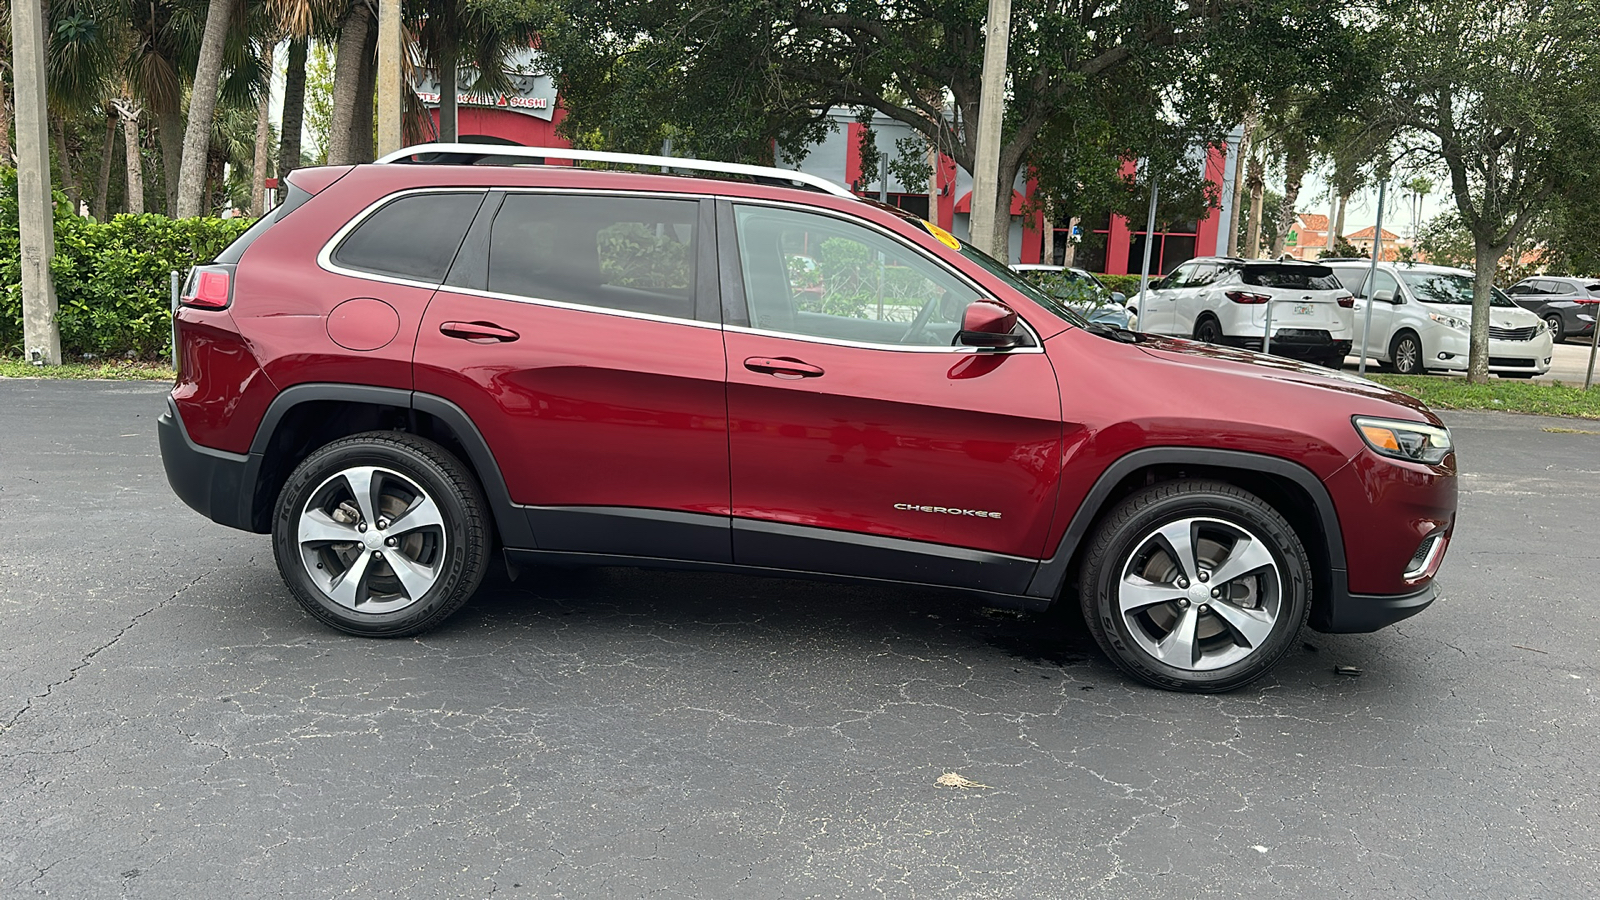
[1488, 356, 1536, 368]
[1489, 325, 1537, 341]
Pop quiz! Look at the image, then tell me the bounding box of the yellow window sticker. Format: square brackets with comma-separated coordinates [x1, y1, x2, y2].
[920, 219, 962, 250]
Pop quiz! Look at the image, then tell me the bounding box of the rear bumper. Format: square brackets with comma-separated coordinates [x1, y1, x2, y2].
[158, 397, 259, 532]
[1222, 334, 1352, 359]
[1311, 571, 1437, 633]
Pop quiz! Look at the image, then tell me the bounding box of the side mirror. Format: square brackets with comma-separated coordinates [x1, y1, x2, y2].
[1110, 291, 1128, 304]
[957, 299, 1024, 349]
[1374, 289, 1396, 303]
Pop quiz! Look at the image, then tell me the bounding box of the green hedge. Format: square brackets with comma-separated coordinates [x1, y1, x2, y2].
[1098, 273, 1150, 296]
[1, 168, 252, 359]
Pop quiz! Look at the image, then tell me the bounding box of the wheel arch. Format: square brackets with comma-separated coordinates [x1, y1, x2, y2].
[241, 384, 532, 548]
[1027, 448, 1346, 623]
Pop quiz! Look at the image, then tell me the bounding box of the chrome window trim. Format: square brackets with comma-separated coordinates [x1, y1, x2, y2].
[722, 196, 1048, 353]
[317, 187, 491, 290]
[316, 186, 1050, 351]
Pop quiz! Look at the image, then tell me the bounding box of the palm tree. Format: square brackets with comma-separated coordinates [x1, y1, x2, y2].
[175, 0, 233, 217]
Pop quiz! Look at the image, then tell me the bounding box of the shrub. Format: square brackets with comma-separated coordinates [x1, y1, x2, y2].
[0, 168, 251, 359]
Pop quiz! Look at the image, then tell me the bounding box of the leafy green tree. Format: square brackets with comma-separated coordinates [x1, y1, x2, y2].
[1381, 0, 1600, 382]
[537, 0, 1358, 259]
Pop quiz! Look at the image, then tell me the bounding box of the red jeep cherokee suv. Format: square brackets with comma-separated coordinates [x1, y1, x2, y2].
[158, 144, 1456, 692]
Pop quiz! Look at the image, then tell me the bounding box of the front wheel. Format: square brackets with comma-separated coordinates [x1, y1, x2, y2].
[1389, 332, 1425, 375]
[272, 432, 491, 637]
[1545, 315, 1564, 344]
[1078, 480, 1310, 692]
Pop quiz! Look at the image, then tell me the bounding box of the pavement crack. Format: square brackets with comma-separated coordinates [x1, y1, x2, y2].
[1, 573, 205, 734]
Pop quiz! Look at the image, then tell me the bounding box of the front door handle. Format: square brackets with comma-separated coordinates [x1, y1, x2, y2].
[744, 356, 825, 378]
[440, 321, 519, 343]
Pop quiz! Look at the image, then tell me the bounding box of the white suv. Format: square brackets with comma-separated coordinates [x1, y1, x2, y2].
[1132, 258, 1355, 368]
[1323, 261, 1553, 377]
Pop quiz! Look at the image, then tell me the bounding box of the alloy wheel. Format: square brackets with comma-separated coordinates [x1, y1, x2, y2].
[297, 465, 448, 614]
[1393, 335, 1421, 374]
[1115, 516, 1283, 671]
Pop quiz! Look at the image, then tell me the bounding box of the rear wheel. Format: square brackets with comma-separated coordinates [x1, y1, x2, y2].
[1313, 351, 1346, 370]
[1389, 331, 1425, 375]
[1078, 480, 1310, 692]
[1194, 316, 1222, 344]
[272, 432, 491, 637]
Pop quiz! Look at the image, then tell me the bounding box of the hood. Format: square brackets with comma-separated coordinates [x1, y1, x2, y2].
[1133, 335, 1436, 420]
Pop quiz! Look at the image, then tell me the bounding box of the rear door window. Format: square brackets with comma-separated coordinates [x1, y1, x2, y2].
[331, 191, 483, 283]
[486, 193, 699, 321]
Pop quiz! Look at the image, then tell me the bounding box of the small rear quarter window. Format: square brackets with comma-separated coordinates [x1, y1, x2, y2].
[332, 191, 484, 283]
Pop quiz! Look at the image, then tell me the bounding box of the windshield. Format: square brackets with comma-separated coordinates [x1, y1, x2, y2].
[1398, 270, 1516, 307]
[947, 237, 1091, 328]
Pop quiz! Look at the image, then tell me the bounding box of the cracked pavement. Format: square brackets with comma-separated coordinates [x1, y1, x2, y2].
[1, 381, 1597, 898]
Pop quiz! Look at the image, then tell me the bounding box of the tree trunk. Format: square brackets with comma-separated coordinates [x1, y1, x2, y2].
[352, 14, 378, 162]
[1244, 153, 1265, 259]
[438, 48, 458, 142]
[250, 59, 273, 217]
[1334, 192, 1349, 245]
[1228, 111, 1256, 257]
[157, 106, 182, 215]
[176, 0, 233, 218]
[1062, 217, 1079, 267]
[279, 37, 308, 178]
[1468, 241, 1505, 384]
[93, 113, 116, 220]
[112, 99, 144, 215]
[0, 82, 12, 164]
[1271, 151, 1309, 259]
[1040, 197, 1054, 266]
[51, 118, 80, 214]
[327, 1, 373, 166]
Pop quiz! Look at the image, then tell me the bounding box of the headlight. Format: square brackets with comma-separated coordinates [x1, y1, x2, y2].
[1536, 319, 1550, 334]
[1354, 416, 1453, 465]
[1427, 312, 1468, 331]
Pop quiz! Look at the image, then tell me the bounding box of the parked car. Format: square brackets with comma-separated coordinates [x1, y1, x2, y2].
[1323, 261, 1554, 377]
[1503, 276, 1600, 344]
[1011, 263, 1137, 329]
[158, 143, 1457, 693]
[1129, 258, 1355, 369]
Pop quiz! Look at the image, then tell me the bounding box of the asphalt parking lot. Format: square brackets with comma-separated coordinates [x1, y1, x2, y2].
[3, 380, 1597, 899]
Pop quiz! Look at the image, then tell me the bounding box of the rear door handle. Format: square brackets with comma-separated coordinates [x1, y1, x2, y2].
[744, 356, 824, 378]
[440, 321, 519, 343]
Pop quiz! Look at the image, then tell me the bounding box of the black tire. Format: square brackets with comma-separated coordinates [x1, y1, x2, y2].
[272, 431, 491, 637]
[1078, 479, 1311, 693]
[1194, 316, 1222, 344]
[1389, 331, 1425, 375]
[1545, 315, 1564, 344]
[1313, 351, 1346, 370]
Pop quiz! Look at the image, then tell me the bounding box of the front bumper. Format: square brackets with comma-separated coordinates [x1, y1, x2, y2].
[158, 397, 259, 532]
[1311, 570, 1438, 633]
[1429, 332, 1553, 373]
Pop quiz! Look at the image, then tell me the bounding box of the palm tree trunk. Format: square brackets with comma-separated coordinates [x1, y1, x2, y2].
[251, 51, 274, 217]
[352, 13, 378, 162]
[1271, 152, 1309, 259]
[0, 82, 12, 164]
[112, 98, 144, 215]
[176, 0, 234, 218]
[278, 37, 308, 178]
[1334, 192, 1349, 245]
[52, 118, 81, 214]
[1244, 153, 1265, 259]
[1228, 111, 1256, 257]
[327, 1, 374, 166]
[94, 113, 116, 220]
[158, 107, 182, 215]
[438, 47, 458, 142]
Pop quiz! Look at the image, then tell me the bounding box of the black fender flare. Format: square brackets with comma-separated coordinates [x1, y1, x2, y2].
[241, 383, 532, 547]
[1025, 447, 1347, 601]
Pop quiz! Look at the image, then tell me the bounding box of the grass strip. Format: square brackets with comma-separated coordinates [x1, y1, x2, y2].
[1368, 374, 1600, 419]
[0, 356, 174, 381]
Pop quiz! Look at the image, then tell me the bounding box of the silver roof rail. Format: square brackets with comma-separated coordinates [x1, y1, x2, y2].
[373, 142, 857, 200]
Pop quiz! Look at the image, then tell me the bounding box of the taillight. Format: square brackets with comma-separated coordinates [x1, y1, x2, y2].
[1225, 290, 1271, 304]
[181, 264, 235, 309]
[1336, 293, 1355, 308]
